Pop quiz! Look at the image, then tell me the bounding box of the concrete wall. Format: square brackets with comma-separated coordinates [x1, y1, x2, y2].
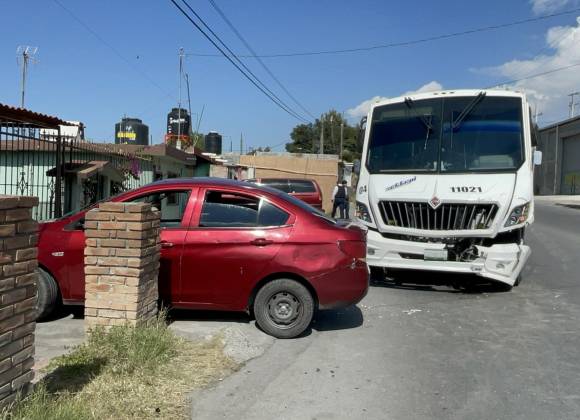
[240, 154, 339, 212]
[0, 195, 38, 408]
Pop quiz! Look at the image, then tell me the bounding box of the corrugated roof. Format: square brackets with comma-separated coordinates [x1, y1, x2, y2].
[0, 103, 75, 128]
[539, 114, 580, 131]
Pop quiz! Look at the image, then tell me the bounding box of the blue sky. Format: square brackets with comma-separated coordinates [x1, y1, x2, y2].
[1, 0, 580, 149]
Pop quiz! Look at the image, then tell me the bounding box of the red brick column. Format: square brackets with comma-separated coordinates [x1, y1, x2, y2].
[84, 202, 160, 330]
[0, 196, 38, 408]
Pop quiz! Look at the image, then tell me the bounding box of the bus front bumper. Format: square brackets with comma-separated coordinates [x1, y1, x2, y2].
[366, 229, 531, 287]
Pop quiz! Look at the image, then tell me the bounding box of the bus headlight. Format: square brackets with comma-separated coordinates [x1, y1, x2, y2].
[356, 201, 373, 224]
[505, 203, 530, 227]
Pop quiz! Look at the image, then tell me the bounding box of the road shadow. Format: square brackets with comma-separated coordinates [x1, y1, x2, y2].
[370, 269, 513, 294]
[311, 305, 363, 332]
[37, 304, 85, 323]
[167, 305, 364, 337]
[167, 308, 251, 324]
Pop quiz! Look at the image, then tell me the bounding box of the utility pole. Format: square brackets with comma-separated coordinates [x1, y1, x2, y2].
[16, 46, 38, 108]
[240, 132, 244, 155]
[319, 116, 324, 155]
[568, 92, 580, 118]
[330, 114, 335, 155]
[340, 121, 344, 161]
[177, 47, 185, 149]
[533, 107, 543, 124]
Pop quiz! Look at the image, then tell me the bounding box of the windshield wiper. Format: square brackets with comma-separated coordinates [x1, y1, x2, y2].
[404, 97, 433, 149]
[452, 91, 486, 131]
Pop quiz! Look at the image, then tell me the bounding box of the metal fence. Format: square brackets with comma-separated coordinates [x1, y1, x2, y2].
[0, 119, 154, 221]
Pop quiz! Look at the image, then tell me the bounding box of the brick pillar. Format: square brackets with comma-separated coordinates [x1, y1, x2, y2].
[0, 195, 38, 408]
[84, 202, 160, 330]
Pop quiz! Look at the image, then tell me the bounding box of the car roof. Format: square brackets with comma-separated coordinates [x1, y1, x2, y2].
[145, 177, 290, 195]
[151, 177, 249, 188]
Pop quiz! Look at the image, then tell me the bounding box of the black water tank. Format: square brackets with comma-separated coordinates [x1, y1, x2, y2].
[204, 131, 222, 154]
[167, 108, 191, 137]
[115, 118, 149, 145]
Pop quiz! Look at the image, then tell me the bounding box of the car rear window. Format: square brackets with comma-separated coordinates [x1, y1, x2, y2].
[258, 186, 336, 225]
[258, 179, 291, 193]
[288, 180, 316, 193]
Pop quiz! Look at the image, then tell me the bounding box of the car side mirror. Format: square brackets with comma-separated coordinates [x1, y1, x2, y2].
[75, 219, 85, 230]
[533, 150, 542, 166]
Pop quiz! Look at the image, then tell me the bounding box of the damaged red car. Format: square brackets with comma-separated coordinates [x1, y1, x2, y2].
[36, 178, 368, 338]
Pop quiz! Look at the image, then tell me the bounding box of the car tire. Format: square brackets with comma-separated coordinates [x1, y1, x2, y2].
[36, 268, 59, 320]
[253, 279, 314, 339]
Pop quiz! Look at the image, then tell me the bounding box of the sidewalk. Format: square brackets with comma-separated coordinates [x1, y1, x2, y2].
[535, 195, 580, 208]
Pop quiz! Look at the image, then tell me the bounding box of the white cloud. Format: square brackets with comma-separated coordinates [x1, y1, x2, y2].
[530, 0, 575, 14]
[486, 17, 580, 122]
[345, 81, 443, 120]
[402, 81, 443, 97]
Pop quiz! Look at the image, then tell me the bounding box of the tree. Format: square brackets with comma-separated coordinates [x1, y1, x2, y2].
[285, 109, 362, 161]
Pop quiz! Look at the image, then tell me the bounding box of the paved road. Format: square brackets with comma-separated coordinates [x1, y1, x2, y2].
[190, 202, 580, 420]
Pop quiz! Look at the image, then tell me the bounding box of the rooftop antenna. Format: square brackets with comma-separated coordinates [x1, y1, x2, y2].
[16, 46, 38, 108]
[568, 91, 580, 118]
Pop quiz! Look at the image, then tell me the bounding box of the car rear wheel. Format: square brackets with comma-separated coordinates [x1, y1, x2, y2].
[36, 268, 59, 320]
[254, 279, 314, 339]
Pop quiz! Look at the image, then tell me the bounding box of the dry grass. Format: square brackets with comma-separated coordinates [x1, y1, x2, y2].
[1, 313, 238, 420]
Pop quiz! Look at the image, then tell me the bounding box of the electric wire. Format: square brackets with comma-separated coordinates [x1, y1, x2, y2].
[52, 0, 176, 102]
[207, 0, 316, 120]
[185, 7, 580, 58]
[170, 0, 310, 123]
[487, 60, 580, 88]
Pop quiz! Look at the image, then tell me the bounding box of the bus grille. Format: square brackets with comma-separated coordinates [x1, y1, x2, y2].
[379, 201, 498, 231]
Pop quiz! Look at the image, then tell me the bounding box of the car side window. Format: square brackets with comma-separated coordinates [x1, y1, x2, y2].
[128, 190, 191, 228]
[289, 180, 316, 193]
[258, 201, 289, 226]
[199, 190, 289, 228]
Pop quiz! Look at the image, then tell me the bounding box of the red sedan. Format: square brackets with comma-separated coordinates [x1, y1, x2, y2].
[36, 178, 368, 338]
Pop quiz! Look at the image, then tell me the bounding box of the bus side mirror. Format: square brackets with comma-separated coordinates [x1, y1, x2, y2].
[533, 150, 542, 166]
[357, 116, 367, 151]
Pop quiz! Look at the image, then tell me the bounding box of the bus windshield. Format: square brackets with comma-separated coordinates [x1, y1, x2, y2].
[366, 96, 524, 173]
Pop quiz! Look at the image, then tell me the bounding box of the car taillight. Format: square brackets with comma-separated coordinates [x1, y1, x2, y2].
[338, 240, 366, 261]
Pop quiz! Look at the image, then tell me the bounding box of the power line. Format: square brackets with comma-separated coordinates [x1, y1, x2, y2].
[206, 0, 316, 120]
[52, 0, 176, 102]
[169, 0, 310, 123]
[487, 60, 580, 88]
[508, 26, 576, 82]
[185, 7, 580, 58]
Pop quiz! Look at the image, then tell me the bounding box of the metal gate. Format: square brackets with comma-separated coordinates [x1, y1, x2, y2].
[560, 134, 580, 195]
[1, 105, 153, 220]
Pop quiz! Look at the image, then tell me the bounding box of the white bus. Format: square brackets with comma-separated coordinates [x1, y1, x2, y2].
[355, 89, 542, 289]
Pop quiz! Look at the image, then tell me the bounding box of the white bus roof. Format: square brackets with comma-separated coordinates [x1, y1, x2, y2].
[369, 89, 526, 110]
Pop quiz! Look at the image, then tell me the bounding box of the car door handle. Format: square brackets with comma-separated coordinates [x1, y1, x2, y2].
[250, 238, 274, 246]
[160, 241, 174, 248]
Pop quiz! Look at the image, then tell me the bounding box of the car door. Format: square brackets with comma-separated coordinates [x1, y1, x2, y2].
[178, 187, 293, 308]
[126, 187, 196, 304]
